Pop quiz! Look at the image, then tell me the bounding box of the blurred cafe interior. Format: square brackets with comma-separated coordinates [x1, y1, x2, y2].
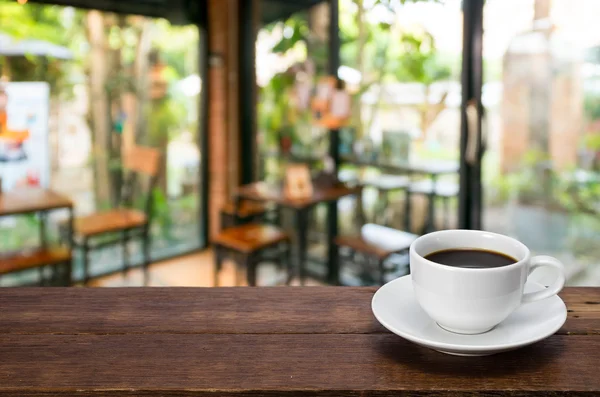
[1, 0, 600, 288]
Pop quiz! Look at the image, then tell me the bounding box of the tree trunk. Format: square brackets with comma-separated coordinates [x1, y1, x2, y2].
[131, 19, 153, 146]
[419, 85, 448, 142]
[106, 15, 127, 208]
[365, 23, 395, 135]
[87, 10, 111, 209]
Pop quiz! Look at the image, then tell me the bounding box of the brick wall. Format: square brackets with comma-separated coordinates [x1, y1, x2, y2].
[501, 54, 530, 174]
[550, 72, 583, 170]
[207, 0, 241, 240]
[501, 48, 583, 173]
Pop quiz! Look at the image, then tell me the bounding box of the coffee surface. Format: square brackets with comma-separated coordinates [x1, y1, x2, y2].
[424, 249, 516, 269]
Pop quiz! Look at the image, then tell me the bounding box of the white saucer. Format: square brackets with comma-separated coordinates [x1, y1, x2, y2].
[371, 275, 567, 356]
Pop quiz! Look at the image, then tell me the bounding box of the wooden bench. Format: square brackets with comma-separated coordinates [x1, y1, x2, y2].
[73, 209, 147, 238]
[0, 248, 72, 286]
[336, 223, 417, 285]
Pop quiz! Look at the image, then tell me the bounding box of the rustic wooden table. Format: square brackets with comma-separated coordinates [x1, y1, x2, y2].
[0, 287, 598, 396]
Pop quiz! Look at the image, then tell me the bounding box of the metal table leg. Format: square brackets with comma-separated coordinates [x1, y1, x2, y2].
[404, 189, 412, 232]
[67, 207, 74, 286]
[296, 207, 309, 286]
[213, 244, 224, 287]
[39, 211, 47, 248]
[38, 210, 48, 286]
[82, 237, 90, 285]
[423, 174, 438, 234]
[122, 230, 129, 279]
[327, 199, 340, 285]
[285, 242, 293, 285]
[245, 253, 257, 287]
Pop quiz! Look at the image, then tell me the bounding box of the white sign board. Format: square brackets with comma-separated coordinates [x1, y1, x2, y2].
[0, 82, 50, 191]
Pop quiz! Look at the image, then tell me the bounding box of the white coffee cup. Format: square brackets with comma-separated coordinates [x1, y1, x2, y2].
[410, 229, 566, 335]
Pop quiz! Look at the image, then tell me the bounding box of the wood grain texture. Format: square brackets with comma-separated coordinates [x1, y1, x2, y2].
[0, 247, 71, 275]
[220, 200, 269, 217]
[73, 208, 147, 237]
[0, 287, 598, 396]
[0, 188, 72, 216]
[123, 146, 161, 177]
[213, 223, 289, 253]
[236, 182, 361, 209]
[0, 334, 598, 396]
[0, 288, 598, 336]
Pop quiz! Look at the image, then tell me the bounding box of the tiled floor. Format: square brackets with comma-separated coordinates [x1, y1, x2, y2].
[91, 249, 325, 287]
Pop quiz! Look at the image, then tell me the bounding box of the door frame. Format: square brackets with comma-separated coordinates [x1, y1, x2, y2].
[458, 0, 484, 230]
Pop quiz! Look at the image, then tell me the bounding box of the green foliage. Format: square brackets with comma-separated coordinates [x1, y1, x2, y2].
[393, 32, 451, 85]
[484, 57, 503, 83]
[0, 0, 67, 43]
[0, 0, 87, 96]
[258, 15, 311, 149]
[584, 93, 600, 123]
[147, 96, 186, 145]
[150, 187, 174, 240]
[271, 16, 310, 54]
[339, 0, 448, 83]
[258, 0, 448, 152]
[489, 149, 556, 206]
[259, 72, 296, 141]
[152, 21, 199, 80]
[0, 214, 44, 251]
[583, 134, 600, 151]
[490, 148, 600, 216]
[555, 177, 600, 216]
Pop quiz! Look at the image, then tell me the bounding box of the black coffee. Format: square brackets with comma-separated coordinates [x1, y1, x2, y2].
[424, 249, 516, 269]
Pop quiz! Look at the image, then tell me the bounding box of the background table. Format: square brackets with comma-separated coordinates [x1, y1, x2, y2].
[0, 287, 598, 396]
[341, 156, 459, 232]
[0, 188, 73, 216]
[340, 155, 459, 176]
[237, 181, 362, 284]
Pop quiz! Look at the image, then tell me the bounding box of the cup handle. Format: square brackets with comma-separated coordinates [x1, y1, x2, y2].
[522, 255, 566, 304]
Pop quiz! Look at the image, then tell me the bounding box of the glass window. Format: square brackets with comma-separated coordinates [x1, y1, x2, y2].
[0, 0, 205, 285]
[482, 0, 600, 285]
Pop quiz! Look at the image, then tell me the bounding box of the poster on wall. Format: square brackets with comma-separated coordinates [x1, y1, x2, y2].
[0, 82, 50, 191]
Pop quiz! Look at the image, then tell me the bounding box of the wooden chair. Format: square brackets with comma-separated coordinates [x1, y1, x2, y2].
[336, 221, 417, 285]
[65, 146, 161, 286]
[213, 223, 292, 286]
[219, 200, 274, 229]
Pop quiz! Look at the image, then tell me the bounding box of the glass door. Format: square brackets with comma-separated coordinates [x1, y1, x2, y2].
[481, 0, 600, 285]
